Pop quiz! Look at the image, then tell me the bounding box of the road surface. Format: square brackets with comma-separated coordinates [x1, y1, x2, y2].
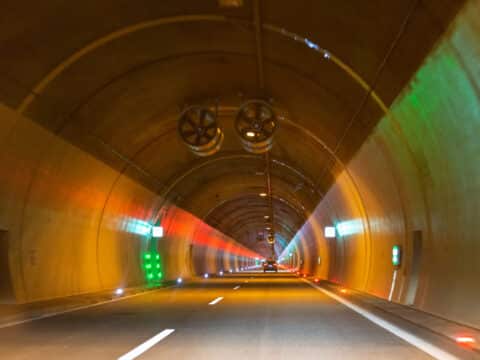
[0, 273, 432, 359]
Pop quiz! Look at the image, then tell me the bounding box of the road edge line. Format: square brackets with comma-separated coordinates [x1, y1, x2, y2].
[0, 285, 175, 329]
[302, 279, 459, 360]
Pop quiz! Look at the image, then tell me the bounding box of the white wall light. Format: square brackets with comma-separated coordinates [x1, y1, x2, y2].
[115, 288, 124, 296]
[152, 226, 164, 238]
[324, 226, 336, 238]
[336, 219, 363, 237]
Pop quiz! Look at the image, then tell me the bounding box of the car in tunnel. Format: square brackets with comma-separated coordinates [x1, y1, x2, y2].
[263, 259, 278, 272]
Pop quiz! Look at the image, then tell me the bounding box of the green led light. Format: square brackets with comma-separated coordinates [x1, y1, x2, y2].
[143, 251, 162, 282]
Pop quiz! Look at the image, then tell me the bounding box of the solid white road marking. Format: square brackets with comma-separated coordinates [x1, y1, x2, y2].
[233, 286, 241, 290]
[118, 329, 175, 360]
[0, 286, 174, 330]
[208, 297, 224, 305]
[302, 279, 459, 360]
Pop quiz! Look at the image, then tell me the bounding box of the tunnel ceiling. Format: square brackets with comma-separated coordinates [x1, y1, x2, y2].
[0, 0, 463, 256]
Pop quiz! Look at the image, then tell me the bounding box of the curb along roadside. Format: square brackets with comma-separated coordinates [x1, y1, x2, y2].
[0, 282, 178, 329]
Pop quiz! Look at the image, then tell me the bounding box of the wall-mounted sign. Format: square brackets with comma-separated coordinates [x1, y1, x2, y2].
[392, 245, 402, 267]
[324, 226, 336, 238]
[152, 226, 164, 238]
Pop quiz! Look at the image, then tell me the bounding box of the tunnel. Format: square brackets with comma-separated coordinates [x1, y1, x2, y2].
[0, 0, 479, 358]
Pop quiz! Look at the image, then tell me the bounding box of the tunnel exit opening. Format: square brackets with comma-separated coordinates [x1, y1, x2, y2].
[0, 230, 15, 304]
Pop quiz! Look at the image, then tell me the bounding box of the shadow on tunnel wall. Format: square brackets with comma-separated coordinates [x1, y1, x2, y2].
[0, 104, 257, 303]
[286, 0, 480, 329]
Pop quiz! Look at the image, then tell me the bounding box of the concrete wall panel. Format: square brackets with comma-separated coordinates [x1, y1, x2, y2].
[0, 105, 257, 303]
[288, 0, 480, 327]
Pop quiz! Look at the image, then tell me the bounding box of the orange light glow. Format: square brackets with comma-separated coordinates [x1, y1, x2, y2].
[340, 289, 347, 294]
[314, 278, 320, 283]
[161, 206, 259, 258]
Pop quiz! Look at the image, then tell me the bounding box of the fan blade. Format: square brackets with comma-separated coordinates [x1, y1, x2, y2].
[186, 116, 196, 128]
[182, 130, 196, 137]
[199, 109, 207, 126]
[194, 134, 202, 146]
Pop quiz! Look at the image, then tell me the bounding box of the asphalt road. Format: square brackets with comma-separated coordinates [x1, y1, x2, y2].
[0, 273, 432, 359]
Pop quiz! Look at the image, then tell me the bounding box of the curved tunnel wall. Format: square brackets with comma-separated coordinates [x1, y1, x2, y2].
[0, 105, 258, 303]
[286, 0, 480, 328]
[161, 205, 259, 277]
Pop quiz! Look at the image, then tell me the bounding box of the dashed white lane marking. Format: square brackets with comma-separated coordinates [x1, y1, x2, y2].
[208, 297, 224, 306]
[233, 286, 241, 290]
[302, 279, 459, 360]
[118, 329, 175, 360]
